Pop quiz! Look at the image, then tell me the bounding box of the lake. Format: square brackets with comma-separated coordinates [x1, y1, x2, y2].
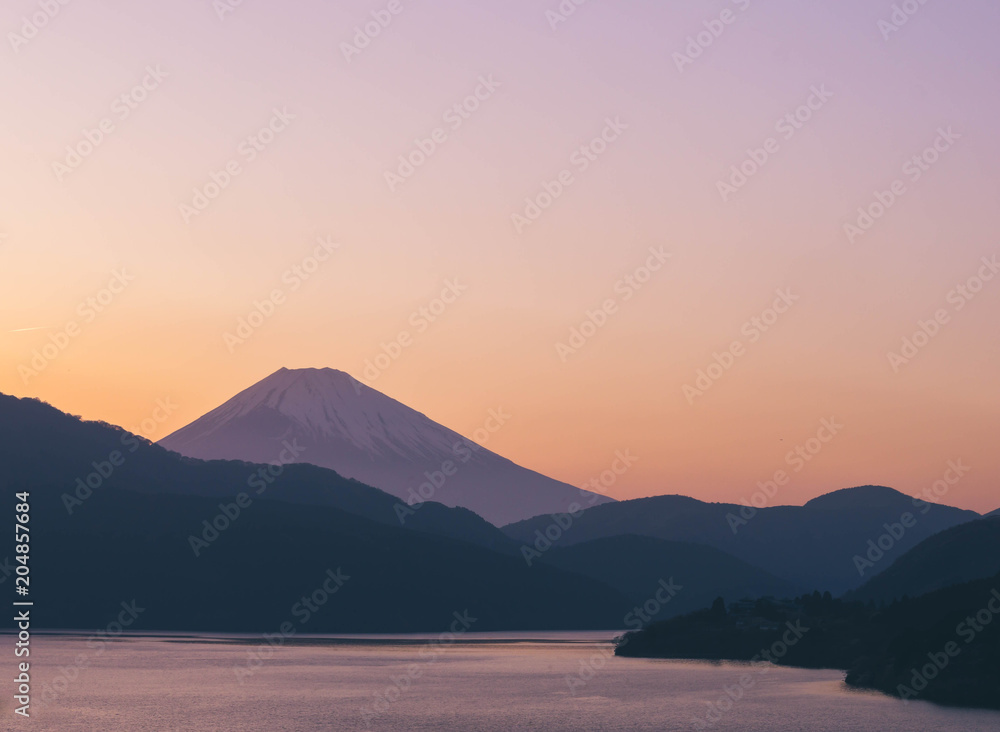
[13, 632, 1000, 731]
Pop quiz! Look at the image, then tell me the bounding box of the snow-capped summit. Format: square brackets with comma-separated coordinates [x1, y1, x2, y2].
[187, 367, 460, 457]
[159, 367, 613, 525]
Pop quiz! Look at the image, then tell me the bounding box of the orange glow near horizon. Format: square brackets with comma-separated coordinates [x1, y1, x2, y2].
[1, 1, 998, 513]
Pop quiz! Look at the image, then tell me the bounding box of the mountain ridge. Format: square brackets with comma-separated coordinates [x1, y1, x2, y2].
[159, 367, 613, 525]
[0, 391, 631, 632]
[0, 392, 513, 553]
[847, 516, 1000, 604]
[503, 487, 980, 594]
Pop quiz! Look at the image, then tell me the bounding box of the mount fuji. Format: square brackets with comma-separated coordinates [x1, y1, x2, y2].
[159, 367, 613, 525]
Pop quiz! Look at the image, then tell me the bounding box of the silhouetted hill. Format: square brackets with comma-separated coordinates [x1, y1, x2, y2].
[848, 517, 1000, 604]
[0, 393, 631, 631]
[0, 393, 513, 553]
[503, 488, 979, 593]
[2, 487, 630, 632]
[617, 575, 1000, 710]
[540, 535, 802, 621]
[803, 484, 911, 510]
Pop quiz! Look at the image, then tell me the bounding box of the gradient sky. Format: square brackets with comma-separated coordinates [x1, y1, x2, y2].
[2, 0, 998, 512]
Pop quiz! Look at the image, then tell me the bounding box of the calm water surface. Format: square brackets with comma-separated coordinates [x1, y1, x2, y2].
[11, 632, 1000, 731]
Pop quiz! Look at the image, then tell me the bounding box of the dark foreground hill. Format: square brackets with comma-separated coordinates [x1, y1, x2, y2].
[849, 517, 1000, 604]
[616, 576, 1000, 710]
[6, 487, 630, 632]
[0, 393, 513, 553]
[504, 487, 979, 593]
[0, 394, 628, 632]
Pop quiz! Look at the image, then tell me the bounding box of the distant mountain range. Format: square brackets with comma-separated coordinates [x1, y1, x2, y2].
[503, 487, 979, 594]
[849, 516, 1000, 604]
[0, 393, 626, 631]
[159, 368, 612, 526]
[1, 384, 992, 633]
